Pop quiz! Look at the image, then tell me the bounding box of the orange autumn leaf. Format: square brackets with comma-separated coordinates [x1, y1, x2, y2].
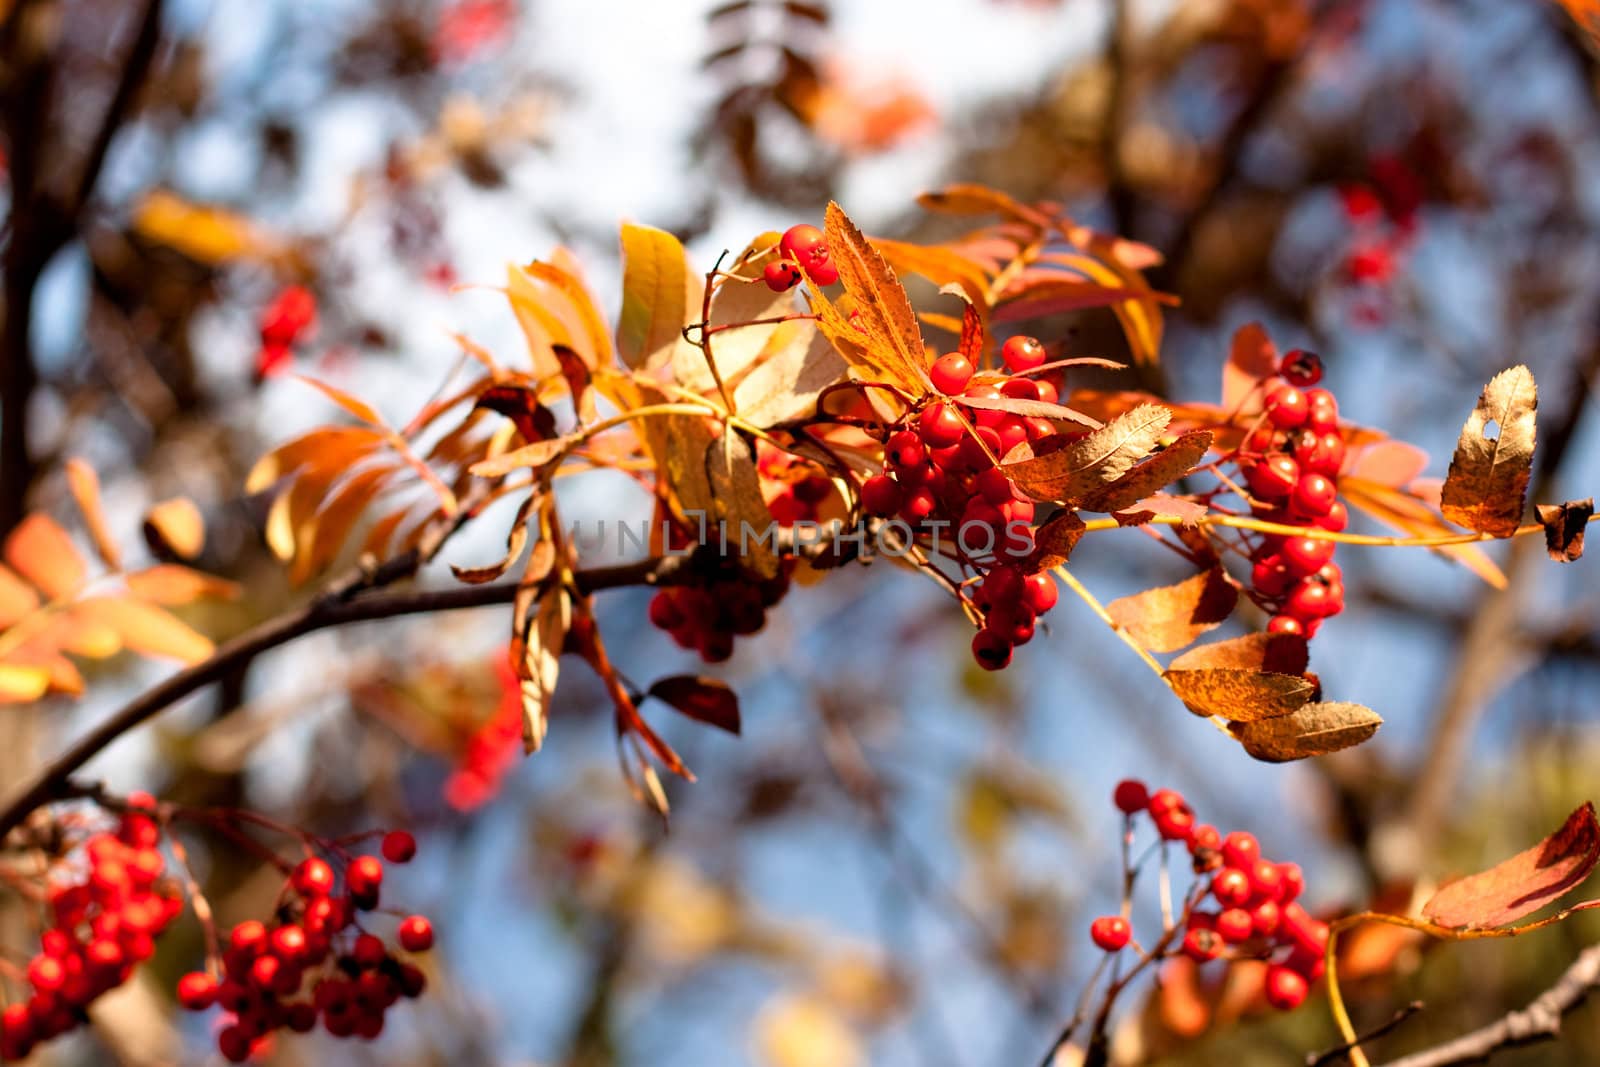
[84, 597, 214, 664]
[4, 513, 87, 600]
[1422, 802, 1600, 930]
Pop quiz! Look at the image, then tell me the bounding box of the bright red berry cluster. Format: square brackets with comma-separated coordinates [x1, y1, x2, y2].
[176, 832, 431, 1062]
[256, 285, 318, 380]
[2, 796, 180, 1062]
[1096, 780, 1326, 1013]
[763, 223, 840, 291]
[1231, 350, 1348, 639]
[858, 335, 1062, 670]
[759, 444, 834, 526]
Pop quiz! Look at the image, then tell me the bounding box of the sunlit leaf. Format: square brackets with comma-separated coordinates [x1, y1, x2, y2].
[870, 237, 991, 311]
[1027, 512, 1086, 571]
[64, 459, 121, 571]
[0, 564, 41, 628]
[86, 596, 213, 664]
[707, 428, 778, 579]
[1440, 365, 1538, 538]
[1108, 569, 1237, 653]
[1005, 403, 1171, 502]
[617, 222, 700, 371]
[123, 565, 242, 605]
[293, 374, 387, 428]
[141, 497, 207, 563]
[131, 189, 289, 265]
[1422, 802, 1599, 929]
[516, 583, 569, 753]
[1077, 430, 1213, 514]
[4, 513, 87, 599]
[0, 663, 52, 703]
[821, 201, 933, 392]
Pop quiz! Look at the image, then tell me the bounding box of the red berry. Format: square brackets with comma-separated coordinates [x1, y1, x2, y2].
[1265, 384, 1308, 429]
[1181, 926, 1221, 963]
[1147, 788, 1186, 815]
[230, 920, 267, 956]
[1156, 806, 1196, 842]
[976, 465, 1016, 506]
[1089, 915, 1131, 952]
[1251, 555, 1292, 597]
[887, 429, 925, 469]
[218, 1025, 252, 1063]
[1022, 572, 1058, 615]
[1212, 867, 1253, 908]
[1282, 536, 1337, 577]
[1317, 499, 1349, 532]
[1279, 349, 1323, 387]
[1281, 902, 1329, 956]
[1297, 430, 1346, 476]
[1036, 378, 1060, 405]
[992, 415, 1028, 455]
[1267, 614, 1302, 636]
[1215, 908, 1254, 943]
[762, 261, 800, 292]
[1001, 335, 1046, 372]
[1250, 899, 1282, 936]
[1279, 863, 1306, 902]
[28, 956, 65, 994]
[1285, 577, 1336, 619]
[1000, 377, 1040, 402]
[1188, 824, 1222, 855]
[398, 915, 434, 953]
[929, 353, 975, 395]
[917, 402, 966, 449]
[1291, 473, 1337, 518]
[1264, 964, 1309, 1010]
[249, 954, 280, 991]
[347, 856, 384, 899]
[971, 630, 1012, 671]
[1112, 779, 1149, 814]
[1245, 454, 1300, 500]
[900, 485, 937, 523]
[382, 831, 417, 865]
[271, 924, 308, 961]
[1305, 388, 1339, 432]
[779, 224, 825, 258]
[1220, 832, 1261, 871]
[1249, 859, 1284, 900]
[859, 474, 902, 517]
[352, 933, 388, 970]
[294, 857, 336, 898]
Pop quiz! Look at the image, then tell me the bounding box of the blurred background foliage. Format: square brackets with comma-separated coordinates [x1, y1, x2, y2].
[2, 0, 1599, 1064]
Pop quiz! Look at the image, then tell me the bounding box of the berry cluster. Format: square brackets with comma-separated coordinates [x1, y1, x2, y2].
[647, 545, 792, 663]
[763, 224, 840, 291]
[759, 444, 834, 526]
[443, 649, 525, 811]
[256, 285, 317, 380]
[2, 796, 180, 1062]
[1234, 350, 1348, 639]
[1090, 781, 1327, 1013]
[176, 832, 432, 1062]
[857, 335, 1061, 670]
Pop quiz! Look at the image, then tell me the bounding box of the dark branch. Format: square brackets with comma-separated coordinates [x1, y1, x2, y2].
[1373, 945, 1600, 1067]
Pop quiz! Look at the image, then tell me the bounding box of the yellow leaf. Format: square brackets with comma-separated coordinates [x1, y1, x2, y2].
[85, 597, 214, 664]
[131, 190, 286, 265]
[869, 237, 991, 311]
[291, 466, 398, 585]
[142, 497, 207, 561]
[124, 565, 242, 605]
[617, 222, 700, 371]
[516, 583, 568, 753]
[0, 662, 51, 703]
[4, 513, 87, 599]
[51, 610, 123, 659]
[821, 202, 933, 392]
[1341, 477, 1507, 589]
[65, 459, 121, 571]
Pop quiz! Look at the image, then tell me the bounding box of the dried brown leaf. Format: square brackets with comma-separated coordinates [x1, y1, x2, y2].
[1536, 498, 1592, 562]
[1004, 403, 1171, 502]
[648, 675, 741, 735]
[1422, 802, 1599, 929]
[1163, 667, 1314, 722]
[1231, 701, 1383, 761]
[1108, 569, 1237, 653]
[1026, 511, 1086, 571]
[1078, 430, 1213, 514]
[1440, 365, 1538, 537]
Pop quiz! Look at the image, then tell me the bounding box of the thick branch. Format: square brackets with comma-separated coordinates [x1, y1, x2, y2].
[1374, 944, 1600, 1067]
[71, 0, 165, 213]
[0, 553, 692, 844]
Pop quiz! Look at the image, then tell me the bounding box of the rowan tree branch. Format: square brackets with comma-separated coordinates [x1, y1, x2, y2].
[1373, 944, 1600, 1067]
[0, 552, 699, 845]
